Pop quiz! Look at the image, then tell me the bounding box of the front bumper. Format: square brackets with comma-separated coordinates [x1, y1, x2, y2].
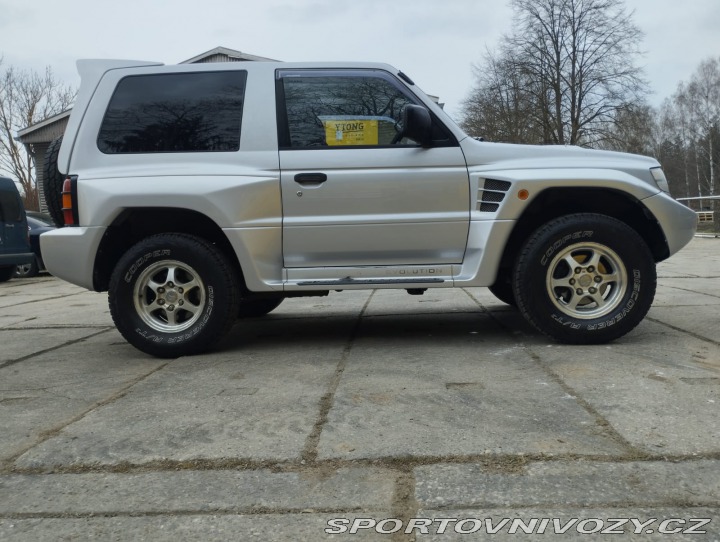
[40, 227, 107, 290]
[642, 191, 698, 258]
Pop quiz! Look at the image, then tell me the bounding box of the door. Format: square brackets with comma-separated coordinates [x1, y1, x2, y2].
[277, 69, 470, 268]
[0, 188, 27, 258]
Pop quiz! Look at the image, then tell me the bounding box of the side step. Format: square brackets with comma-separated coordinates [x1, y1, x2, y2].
[297, 278, 445, 286]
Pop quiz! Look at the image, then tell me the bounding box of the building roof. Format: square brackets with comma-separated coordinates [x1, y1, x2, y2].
[180, 46, 278, 64]
[15, 109, 72, 144]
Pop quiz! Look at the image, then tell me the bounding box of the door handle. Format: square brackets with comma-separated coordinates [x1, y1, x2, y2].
[294, 173, 327, 186]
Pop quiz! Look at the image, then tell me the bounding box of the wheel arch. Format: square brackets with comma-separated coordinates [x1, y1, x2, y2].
[93, 207, 244, 292]
[496, 187, 670, 276]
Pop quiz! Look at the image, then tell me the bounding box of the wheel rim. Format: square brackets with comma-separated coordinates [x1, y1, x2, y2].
[133, 260, 206, 333]
[15, 264, 32, 276]
[545, 242, 628, 320]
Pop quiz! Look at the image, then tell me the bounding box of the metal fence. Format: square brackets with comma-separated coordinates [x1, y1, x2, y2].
[676, 196, 718, 223]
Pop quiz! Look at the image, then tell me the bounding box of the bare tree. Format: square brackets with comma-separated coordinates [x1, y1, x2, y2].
[655, 97, 693, 199]
[462, 0, 649, 146]
[462, 48, 537, 142]
[685, 58, 720, 203]
[648, 58, 720, 231]
[0, 57, 75, 210]
[602, 103, 655, 156]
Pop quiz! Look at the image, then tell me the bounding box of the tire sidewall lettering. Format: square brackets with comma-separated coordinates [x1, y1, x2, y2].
[547, 263, 643, 332]
[540, 230, 593, 266]
[124, 250, 171, 283]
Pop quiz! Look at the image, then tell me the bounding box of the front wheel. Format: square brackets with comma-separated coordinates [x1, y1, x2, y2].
[109, 234, 240, 358]
[15, 258, 39, 278]
[513, 214, 656, 344]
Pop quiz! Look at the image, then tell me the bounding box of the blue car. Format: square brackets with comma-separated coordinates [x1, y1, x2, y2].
[0, 177, 33, 282]
[14, 212, 56, 278]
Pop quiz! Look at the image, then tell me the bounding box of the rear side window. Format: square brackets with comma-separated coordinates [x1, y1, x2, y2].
[0, 191, 22, 223]
[98, 71, 247, 154]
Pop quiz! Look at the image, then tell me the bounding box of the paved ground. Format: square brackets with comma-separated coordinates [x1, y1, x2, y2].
[0, 237, 719, 541]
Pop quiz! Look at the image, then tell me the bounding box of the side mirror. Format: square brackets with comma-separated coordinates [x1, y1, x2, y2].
[402, 104, 433, 147]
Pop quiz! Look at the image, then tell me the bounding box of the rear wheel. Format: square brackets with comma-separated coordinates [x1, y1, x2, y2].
[109, 233, 240, 357]
[15, 258, 39, 278]
[513, 213, 656, 344]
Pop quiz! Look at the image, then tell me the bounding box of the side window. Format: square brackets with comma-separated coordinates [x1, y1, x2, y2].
[280, 72, 419, 149]
[98, 71, 247, 154]
[0, 192, 22, 223]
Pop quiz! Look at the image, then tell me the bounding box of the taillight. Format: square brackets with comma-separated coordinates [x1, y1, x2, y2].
[61, 177, 78, 226]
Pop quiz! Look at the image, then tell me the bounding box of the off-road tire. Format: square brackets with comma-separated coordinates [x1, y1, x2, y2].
[513, 213, 656, 344]
[109, 233, 240, 358]
[43, 137, 65, 227]
[237, 296, 284, 318]
[14, 258, 39, 278]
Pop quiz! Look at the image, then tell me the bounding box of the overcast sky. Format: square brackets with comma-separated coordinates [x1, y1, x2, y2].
[1, 0, 719, 121]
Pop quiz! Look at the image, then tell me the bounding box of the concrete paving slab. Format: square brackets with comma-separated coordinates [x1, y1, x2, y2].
[0, 331, 162, 462]
[529, 321, 720, 455]
[0, 515, 387, 542]
[3, 290, 112, 329]
[648, 305, 720, 344]
[0, 314, 32, 328]
[0, 467, 395, 515]
[0, 327, 103, 365]
[653, 284, 720, 306]
[318, 313, 626, 460]
[657, 238, 720, 278]
[15, 319, 356, 468]
[0, 278, 86, 309]
[414, 460, 720, 508]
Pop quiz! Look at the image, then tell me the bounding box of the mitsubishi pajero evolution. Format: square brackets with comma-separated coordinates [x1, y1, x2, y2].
[41, 59, 698, 357]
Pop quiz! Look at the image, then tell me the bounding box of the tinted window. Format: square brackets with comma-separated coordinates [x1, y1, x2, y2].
[280, 73, 417, 148]
[0, 191, 22, 223]
[98, 71, 247, 154]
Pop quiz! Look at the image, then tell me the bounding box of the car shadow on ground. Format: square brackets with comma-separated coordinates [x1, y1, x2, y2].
[217, 308, 540, 353]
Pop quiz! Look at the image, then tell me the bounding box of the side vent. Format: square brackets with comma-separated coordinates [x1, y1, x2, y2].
[477, 179, 511, 212]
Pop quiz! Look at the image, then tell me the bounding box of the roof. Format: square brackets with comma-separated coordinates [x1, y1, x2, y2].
[180, 46, 278, 64]
[15, 109, 72, 144]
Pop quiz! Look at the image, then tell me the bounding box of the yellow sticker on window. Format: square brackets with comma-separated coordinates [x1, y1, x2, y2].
[321, 118, 379, 146]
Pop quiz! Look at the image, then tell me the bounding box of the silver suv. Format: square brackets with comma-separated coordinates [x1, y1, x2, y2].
[41, 59, 697, 357]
